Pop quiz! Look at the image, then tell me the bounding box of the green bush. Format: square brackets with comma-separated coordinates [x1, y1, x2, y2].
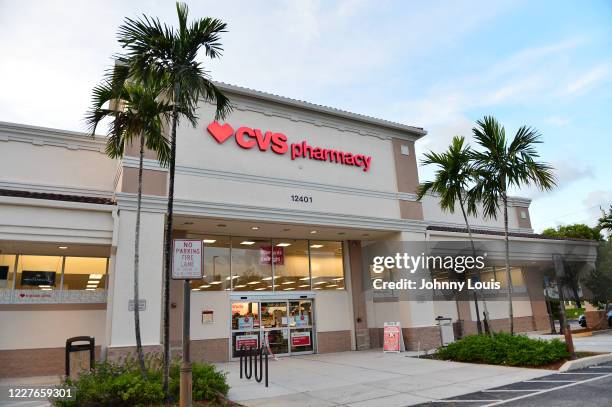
[53, 354, 228, 406]
[436, 333, 570, 367]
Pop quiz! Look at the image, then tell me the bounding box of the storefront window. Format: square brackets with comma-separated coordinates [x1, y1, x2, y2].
[272, 239, 309, 291]
[0, 255, 17, 290]
[309, 241, 344, 290]
[189, 235, 230, 291]
[15, 255, 62, 290]
[231, 237, 273, 291]
[63, 257, 108, 290]
[231, 302, 260, 330]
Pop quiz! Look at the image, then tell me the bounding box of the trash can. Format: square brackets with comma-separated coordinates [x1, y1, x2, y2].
[65, 336, 95, 379]
[435, 316, 455, 346]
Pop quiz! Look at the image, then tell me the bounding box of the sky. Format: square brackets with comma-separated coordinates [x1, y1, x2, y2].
[1, 0, 611, 232]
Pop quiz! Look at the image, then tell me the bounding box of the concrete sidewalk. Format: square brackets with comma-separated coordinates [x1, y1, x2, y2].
[527, 329, 612, 353]
[215, 350, 551, 407]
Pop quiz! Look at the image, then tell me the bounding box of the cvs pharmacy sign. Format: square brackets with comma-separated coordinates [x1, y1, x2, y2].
[207, 121, 372, 172]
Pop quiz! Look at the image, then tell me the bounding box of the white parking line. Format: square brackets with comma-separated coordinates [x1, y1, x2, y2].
[480, 372, 612, 406]
[523, 380, 576, 383]
[482, 389, 539, 392]
[431, 401, 498, 403]
[558, 372, 604, 375]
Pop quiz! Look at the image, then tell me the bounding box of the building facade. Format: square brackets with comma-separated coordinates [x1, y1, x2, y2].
[0, 84, 596, 377]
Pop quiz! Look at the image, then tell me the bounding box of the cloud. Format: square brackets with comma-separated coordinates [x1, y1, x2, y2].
[515, 159, 593, 200]
[562, 64, 610, 96]
[582, 190, 612, 222]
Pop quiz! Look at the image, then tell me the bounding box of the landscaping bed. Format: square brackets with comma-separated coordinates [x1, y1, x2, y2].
[424, 333, 601, 369]
[52, 355, 234, 407]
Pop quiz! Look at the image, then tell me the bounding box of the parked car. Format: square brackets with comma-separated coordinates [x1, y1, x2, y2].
[578, 315, 587, 328]
[608, 309, 612, 327]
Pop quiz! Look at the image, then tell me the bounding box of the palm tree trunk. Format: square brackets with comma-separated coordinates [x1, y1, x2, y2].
[134, 135, 147, 379]
[457, 192, 483, 335]
[162, 82, 180, 397]
[503, 192, 514, 335]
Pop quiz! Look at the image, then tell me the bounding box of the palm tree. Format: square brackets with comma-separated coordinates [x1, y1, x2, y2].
[471, 116, 556, 335]
[115, 2, 232, 394]
[416, 136, 489, 335]
[599, 205, 612, 235]
[86, 78, 172, 378]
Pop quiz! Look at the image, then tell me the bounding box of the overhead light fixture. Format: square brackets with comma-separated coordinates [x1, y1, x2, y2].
[234, 284, 246, 288]
[202, 239, 216, 244]
[87, 280, 99, 285]
[85, 288, 95, 291]
[199, 284, 211, 288]
[314, 287, 322, 290]
[262, 276, 272, 281]
[39, 285, 51, 288]
[41, 288, 53, 291]
[310, 230, 317, 234]
[251, 226, 259, 230]
[283, 287, 295, 291]
[313, 281, 326, 285]
[276, 243, 291, 247]
[255, 287, 267, 291]
[89, 274, 103, 280]
[299, 276, 310, 281]
[336, 287, 344, 290]
[247, 281, 260, 285]
[191, 288, 201, 291]
[281, 281, 295, 285]
[86, 284, 97, 288]
[299, 284, 310, 288]
[58, 246, 68, 250]
[240, 241, 255, 245]
[210, 281, 222, 285]
[310, 244, 323, 249]
[333, 277, 344, 281]
[327, 284, 338, 288]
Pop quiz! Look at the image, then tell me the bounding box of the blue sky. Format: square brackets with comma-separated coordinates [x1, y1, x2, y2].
[1, 0, 610, 232]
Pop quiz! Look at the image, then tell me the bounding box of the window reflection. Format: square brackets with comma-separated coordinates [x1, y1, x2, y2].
[63, 257, 107, 291]
[309, 241, 344, 290]
[0, 255, 16, 290]
[188, 235, 231, 292]
[273, 240, 309, 292]
[15, 255, 62, 290]
[231, 238, 272, 291]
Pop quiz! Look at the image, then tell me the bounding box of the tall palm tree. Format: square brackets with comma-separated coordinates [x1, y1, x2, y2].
[86, 79, 172, 378]
[416, 136, 489, 335]
[115, 2, 232, 394]
[599, 205, 612, 235]
[471, 116, 556, 335]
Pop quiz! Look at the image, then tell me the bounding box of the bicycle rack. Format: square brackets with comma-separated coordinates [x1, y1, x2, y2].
[239, 345, 268, 387]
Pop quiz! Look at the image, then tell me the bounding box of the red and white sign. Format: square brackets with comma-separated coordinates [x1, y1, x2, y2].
[383, 322, 403, 352]
[207, 121, 372, 172]
[172, 239, 203, 280]
[259, 246, 284, 265]
[236, 334, 259, 350]
[291, 331, 311, 347]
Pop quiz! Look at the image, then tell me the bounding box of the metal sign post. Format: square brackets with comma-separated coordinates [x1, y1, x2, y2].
[172, 239, 204, 407]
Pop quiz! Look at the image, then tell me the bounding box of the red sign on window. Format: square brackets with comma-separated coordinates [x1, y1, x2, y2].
[236, 334, 259, 350]
[291, 331, 311, 347]
[259, 246, 284, 265]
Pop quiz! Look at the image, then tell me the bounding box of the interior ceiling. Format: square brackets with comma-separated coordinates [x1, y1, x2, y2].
[0, 241, 111, 257]
[173, 215, 395, 241]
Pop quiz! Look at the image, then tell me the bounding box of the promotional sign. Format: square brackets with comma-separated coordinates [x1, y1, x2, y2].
[293, 314, 309, 327]
[21, 271, 56, 286]
[235, 334, 258, 350]
[201, 310, 214, 324]
[383, 322, 404, 353]
[172, 239, 203, 280]
[291, 331, 311, 347]
[259, 246, 284, 265]
[238, 316, 254, 330]
[207, 121, 373, 172]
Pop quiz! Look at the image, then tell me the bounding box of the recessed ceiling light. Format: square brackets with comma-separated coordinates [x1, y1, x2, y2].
[58, 246, 68, 250]
[199, 284, 211, 288]
[247, 281, 260, 285]
[86, 285, 97, 288]
[313, 281, 326, 285]
[327, 284, 339, 288]
[336, 287, 343, 290]
[281, 281, 295, 285]
[314, 287, 322, 290]
[251, 226, 259, 230]
[217, 224, 226, 227]
[203, 239, 216, 244]
[87, 280, 99, 285]
[240, 241, 255, 245]
[333, 277, 344, 281]
[299, 284, 310, 288]
[85, 288, 95, 291]
[234, 284, 246, 288]
[39, 285, 51, 288]
[262, 276, 272, 281]
[89, 274, 103, 280]
[283, 287, 295, 291]
[310, 230, 317, 234]
[255, 287, 267, 291]
[276, 243, 291, 247]
[210, 281, 222, 285]
[310, 244, 323, 249]
[191, 288, 201, 291]
[299, 276, 310, 281]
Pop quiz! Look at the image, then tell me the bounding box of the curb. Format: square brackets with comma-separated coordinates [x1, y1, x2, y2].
[559, 353, 612, 372]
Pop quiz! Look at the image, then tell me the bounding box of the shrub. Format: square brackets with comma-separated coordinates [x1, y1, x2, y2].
[53, 354, 229, 406]
[436, 333, 570, 367]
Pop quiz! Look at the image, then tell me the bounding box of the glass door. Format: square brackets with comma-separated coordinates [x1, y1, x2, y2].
[230, 298, 315, 358]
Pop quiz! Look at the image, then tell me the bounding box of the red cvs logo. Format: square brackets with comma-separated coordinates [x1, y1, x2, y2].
[207, 121, 288, 155]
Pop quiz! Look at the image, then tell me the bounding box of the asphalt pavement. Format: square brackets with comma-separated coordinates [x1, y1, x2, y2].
[415, 363, 612, 407]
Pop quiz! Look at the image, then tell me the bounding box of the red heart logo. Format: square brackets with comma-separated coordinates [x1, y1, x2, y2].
[19, 293, 25, 297]
[207, 121, 234, 144]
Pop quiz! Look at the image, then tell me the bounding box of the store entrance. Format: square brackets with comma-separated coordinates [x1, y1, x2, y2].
[230, 298, 315, 358]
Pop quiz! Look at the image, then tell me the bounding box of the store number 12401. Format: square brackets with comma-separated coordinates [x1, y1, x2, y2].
[291, 195, 313, 203]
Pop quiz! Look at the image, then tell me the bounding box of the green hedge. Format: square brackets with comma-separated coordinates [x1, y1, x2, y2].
[53, 354, 229, 406]
[436, 333, 569, 367]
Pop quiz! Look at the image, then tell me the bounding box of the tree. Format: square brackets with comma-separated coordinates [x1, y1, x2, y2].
[416, 136, 490, 335]
[86, 79, 172, 378]
[542, 224, 602, 241]
[116, 2, 232, 394]
[598, 205, 612, 235]
[584, 239, 612, 326]
[471, 116, 556, 335]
